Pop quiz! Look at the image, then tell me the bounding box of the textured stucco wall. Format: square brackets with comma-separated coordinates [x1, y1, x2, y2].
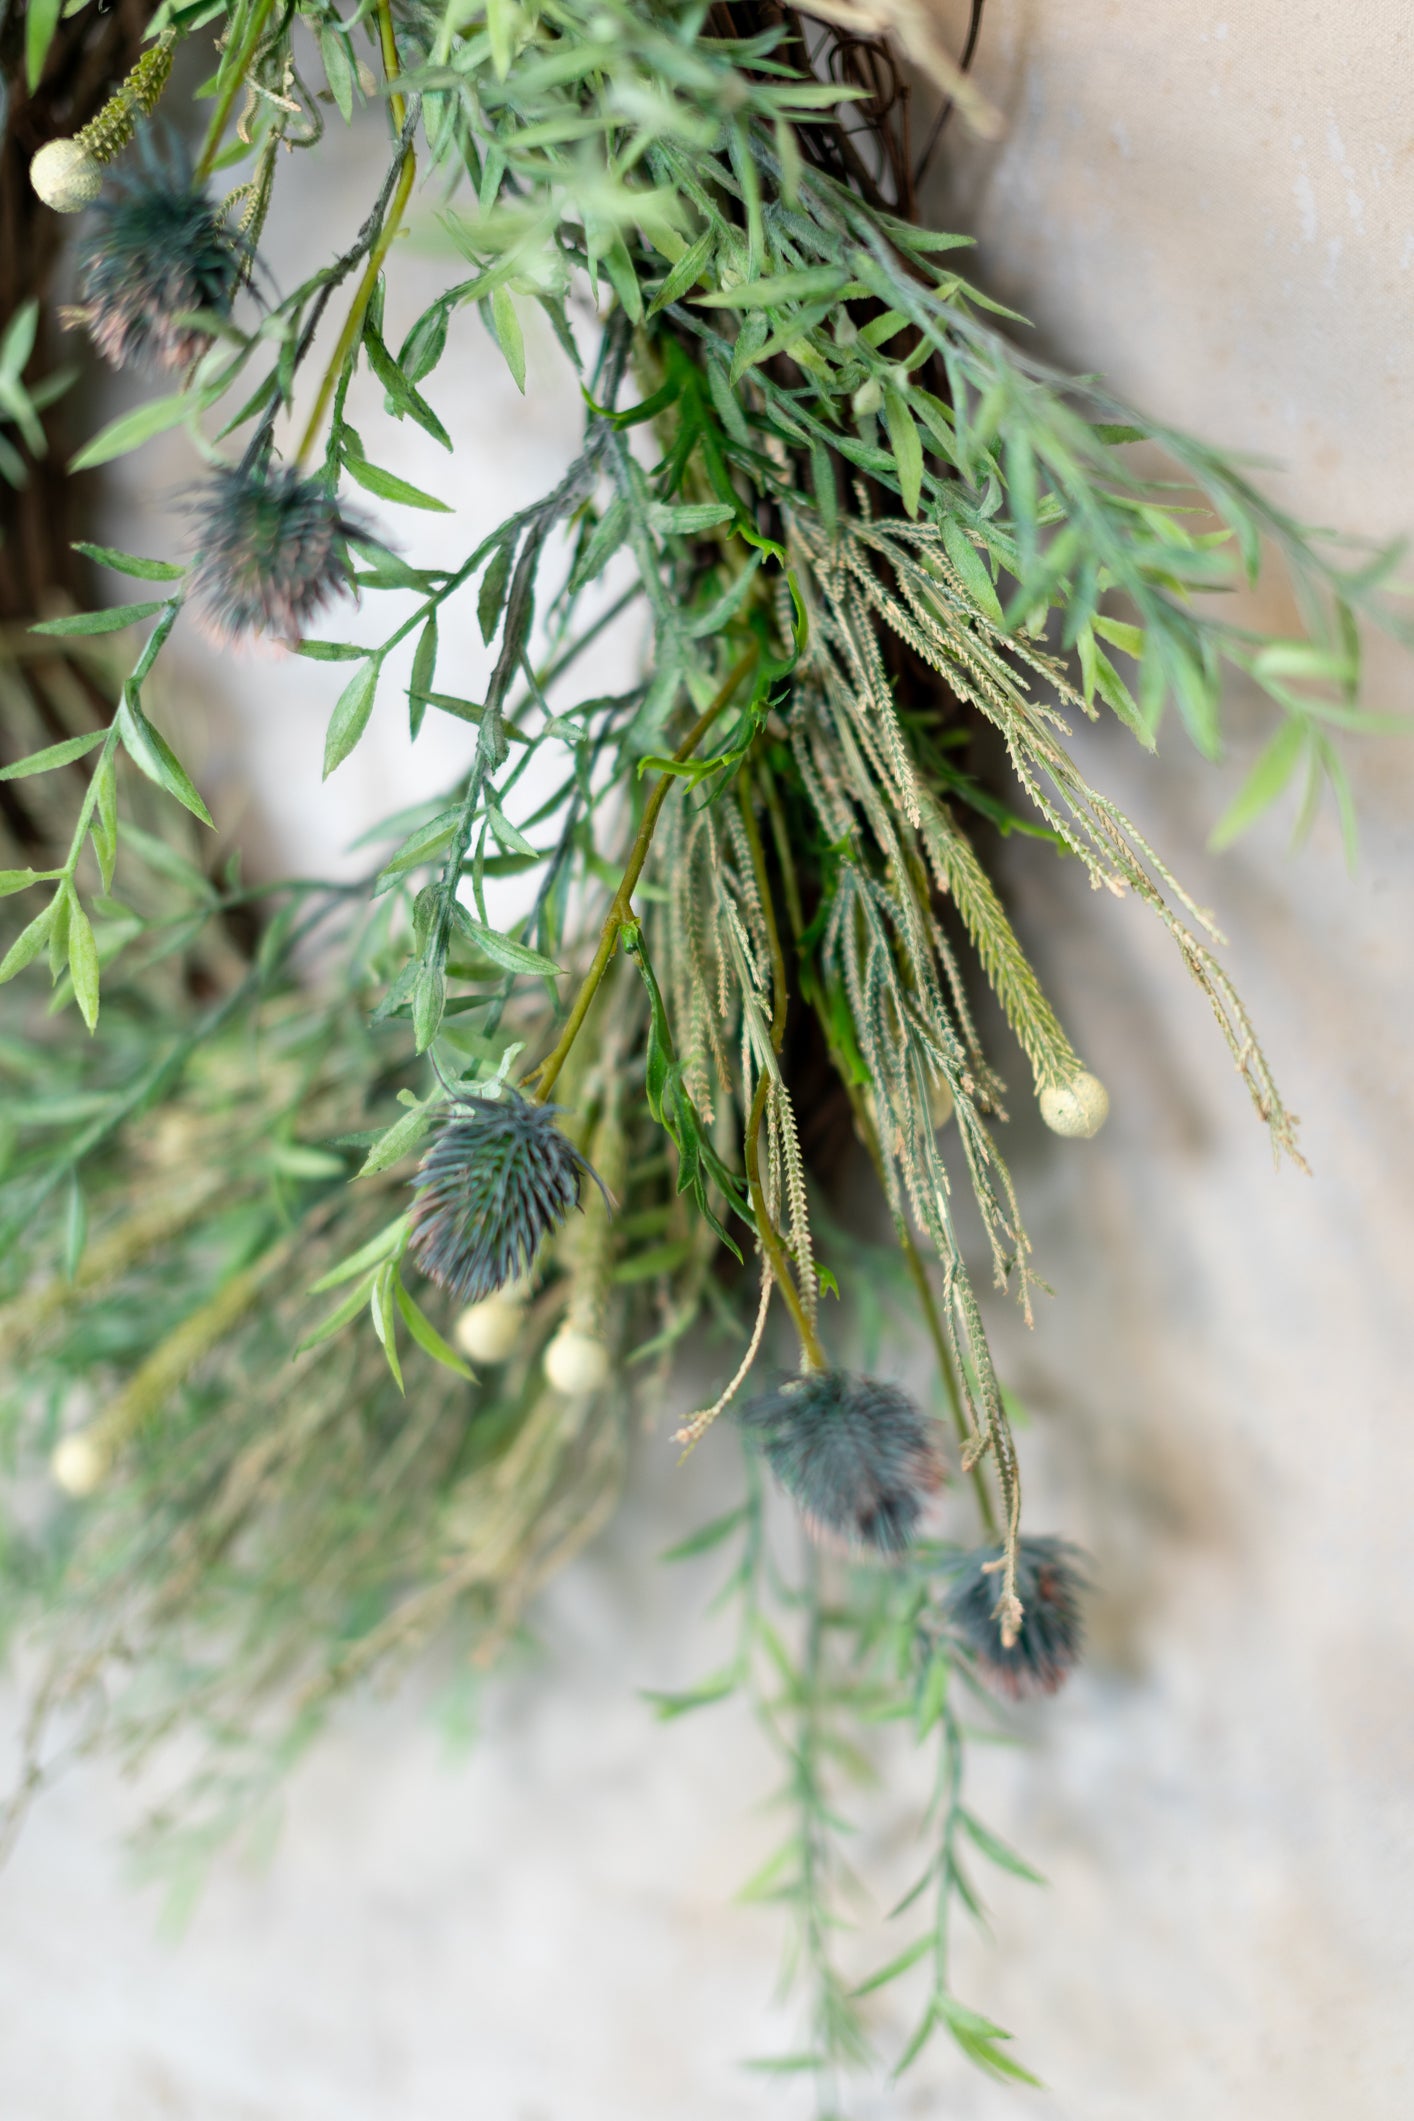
[2, 6, 1412, 2116]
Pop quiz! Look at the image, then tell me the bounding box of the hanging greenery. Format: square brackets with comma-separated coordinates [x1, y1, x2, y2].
[1, 0, 1406, 2098]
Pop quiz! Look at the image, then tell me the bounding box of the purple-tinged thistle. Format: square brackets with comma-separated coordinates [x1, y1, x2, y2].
[409, 1094, 601, 1306]
[739, 1370, 947, 1556]
[946, 1536, 1086, 1698]
[68, 142, 243, 374]
[186, 465, 359, 645]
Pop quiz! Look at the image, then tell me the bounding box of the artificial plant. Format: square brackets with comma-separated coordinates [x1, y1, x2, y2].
[0, 0, 1405, 2102]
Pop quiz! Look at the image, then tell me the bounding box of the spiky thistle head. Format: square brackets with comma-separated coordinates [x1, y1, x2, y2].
[739, 1369, 946, 1556]
[408, 1093, 598, 1305]
[67, 138, 243, 373]
[186, 464, 360, 645]
[945, 1536, 1086, 1699]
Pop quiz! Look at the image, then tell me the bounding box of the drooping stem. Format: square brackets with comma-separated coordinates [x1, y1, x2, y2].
[530, 650, 757, 1103]
[743, 1066, 825, 1370]
[294, 0, 414, 469]
[898, 1229, 998, 1538]
[736, 763, 826, 1371]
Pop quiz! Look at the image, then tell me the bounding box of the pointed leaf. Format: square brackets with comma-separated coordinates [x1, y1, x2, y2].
[323, 660, 380, 778]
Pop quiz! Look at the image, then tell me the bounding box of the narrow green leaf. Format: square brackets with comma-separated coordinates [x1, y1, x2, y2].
[0, 901, 53, 985]
[1209, 719, 1308, 849]
[90, 749, 118, 891]
[319, 24, 355, 121]
[646, 228, 714, 316]
[693, 266, 846, 310]
[0, 866, 59, 898]
[641, 1670, 738, 1719]
[412, 960, 446, 1051]
[71, 542, 185, 582]
[25, 0, 61, 91]
[117, 688, 214, 826]
[31, 600, 168, 638]
[358, 1098, 438, 1177]
[370, 1261, 404, 1393]
[66, 899, 100, 1031]
[937, 1996, 1042, 2087]
[62, 1173, 87, 1281]
[940, 517, 1004, 628]
[455, 916, 562, 978]
[409, 613, 438, 741]
[853, 1935, 932, 1998]
[647, 501, 735, 535]
[883, 388, 923, 519]
[393, 1278, 474, 1379]
[490, 286, 526, 393]
[892, 2006, 940, 2078]
[478, 541, 513, 645]
[566, 498, 628, 593]
[308, 1216, 409, 1295]
[322, 660, 379, 779]
[486, 802, 537, 857]
[296, 1272, 377, 1353]
[957, 1810, 1047, 1886]
[659, 1507, 745, 1563]
[294, 639, 369, 662]
[399, 301, 450, 386]
[342, 452, 452, 513]
[0, 728, 106, 780]
[1092, 614, 1145, 660]
[69, 391, 195, 472]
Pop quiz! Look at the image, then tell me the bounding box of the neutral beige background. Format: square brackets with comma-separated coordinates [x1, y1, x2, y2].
[2, 4, 1412, 2115]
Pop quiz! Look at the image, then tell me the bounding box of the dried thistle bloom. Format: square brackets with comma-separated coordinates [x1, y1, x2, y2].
[409, 1093, 599, 1305]
[946, 1536, 1086, 1698]
[186, 465, 359, 645]
[68, 141, 242, 373]
[739, 1370, 946, 1556]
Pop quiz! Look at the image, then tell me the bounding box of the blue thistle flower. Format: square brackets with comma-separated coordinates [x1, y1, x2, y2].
[69, 140, 243, 374]
[186, 464, 360, 645]
[945, 1536, 1086, 1698]
[408, 1092, 600, 1305]
[739, 1370, 946, 1555]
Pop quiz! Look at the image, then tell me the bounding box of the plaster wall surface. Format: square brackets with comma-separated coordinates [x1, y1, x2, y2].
[2, 6, 1412, 2117]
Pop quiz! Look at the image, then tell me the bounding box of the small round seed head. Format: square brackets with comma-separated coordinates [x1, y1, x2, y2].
[945, 1536, 1086, 1698]
[1039, 1071, 1110, 1139]
[452, 1288, 528, 1365]
[739, 1369, 946, 1556]
[186, 465, 359, 645]
[31, 139, 103, 214]
[51, 1430, 110, 1497]
[409, 1093, 596, 1306]
[544, 1323, 610, 1397]
[69, 141, 242, 372]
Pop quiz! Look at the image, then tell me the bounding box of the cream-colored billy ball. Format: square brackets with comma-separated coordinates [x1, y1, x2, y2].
[30, 139, 103, 213]
[543, 1323, 610, 1397]
[928, 1077, 954, 1132]
[1039, 1071, 1110, 1140]
[452, 1291, 526, 1365]
[51, 1431, 109, 1497]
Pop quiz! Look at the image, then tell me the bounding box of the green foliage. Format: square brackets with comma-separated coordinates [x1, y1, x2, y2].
[2, 0, 1407, 2098]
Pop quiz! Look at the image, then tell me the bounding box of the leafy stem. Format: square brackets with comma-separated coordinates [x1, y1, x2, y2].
[529, 647, 758, 1102]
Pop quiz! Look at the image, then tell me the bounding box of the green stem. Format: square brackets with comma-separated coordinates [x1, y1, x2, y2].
[294, 0, 414, 469]
[194, 0, 280, 184]
[529, 650, 757, 1102]
[898, 1232, 998, 1539]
